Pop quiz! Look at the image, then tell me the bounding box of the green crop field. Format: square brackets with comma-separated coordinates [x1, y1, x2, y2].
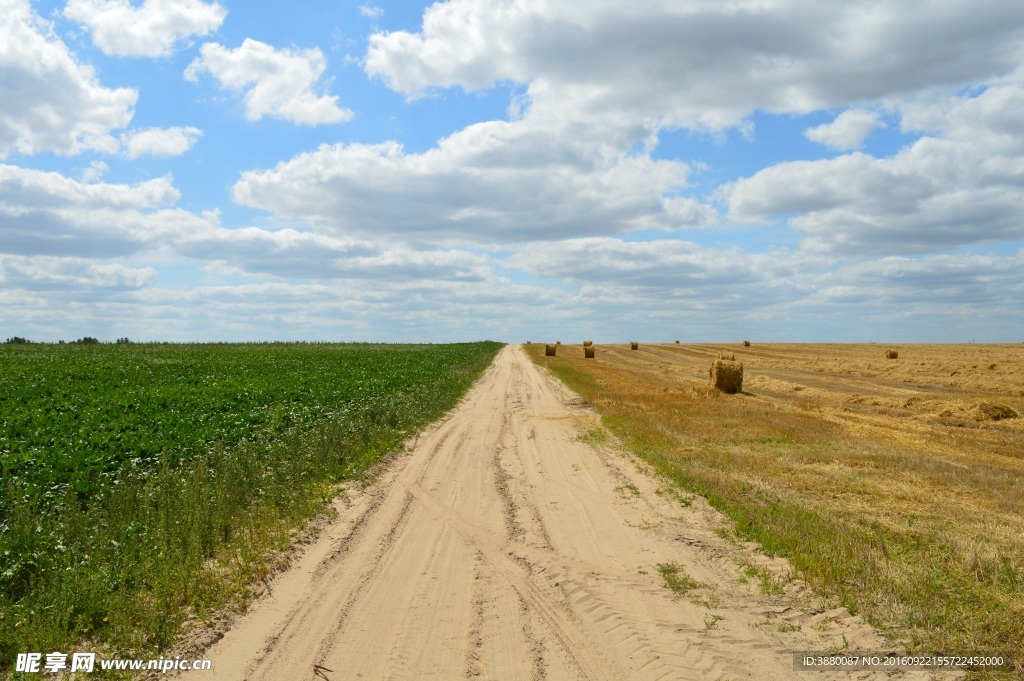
[0, 341, 502, 670]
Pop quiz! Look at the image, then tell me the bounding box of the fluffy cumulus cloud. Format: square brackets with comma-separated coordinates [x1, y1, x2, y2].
[121, 126, 202, 158]
[0, 254, 157, 290]
[0, 163, 179, 210]
[231, 118, 713, 243]
[0, 163, 207, 257]
[0, 0, 136, 157]
[0, 163, 493, 291]
[726, 84, 1024, 254]
[804, 109, 884, 150]
[365, 0, 1024, 129]
[185, 39, 351, 125]
[63, 0, 227, 58]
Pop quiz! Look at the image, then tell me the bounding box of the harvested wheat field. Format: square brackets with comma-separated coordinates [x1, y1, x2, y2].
[183, 346, 970, 681]
[528, 342, 1024, 679]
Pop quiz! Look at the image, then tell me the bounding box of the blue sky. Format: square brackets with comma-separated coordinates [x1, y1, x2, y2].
[2, 0, 1023, 343]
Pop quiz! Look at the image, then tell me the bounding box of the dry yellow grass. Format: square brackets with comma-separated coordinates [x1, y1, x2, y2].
[527, 342, 1024, 677]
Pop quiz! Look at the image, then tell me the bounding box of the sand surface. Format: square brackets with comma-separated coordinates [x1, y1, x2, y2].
[196, 346, 956, 680]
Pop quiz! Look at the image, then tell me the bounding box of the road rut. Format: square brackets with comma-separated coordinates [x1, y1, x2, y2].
[199, 346, 952, 680]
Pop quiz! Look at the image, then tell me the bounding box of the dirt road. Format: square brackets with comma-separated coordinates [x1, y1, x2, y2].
[199, 346, 951, 680]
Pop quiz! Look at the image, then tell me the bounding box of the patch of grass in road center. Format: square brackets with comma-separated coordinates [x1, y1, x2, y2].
[656, 562, 709, 595]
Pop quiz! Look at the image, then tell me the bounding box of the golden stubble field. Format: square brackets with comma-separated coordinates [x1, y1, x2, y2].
[528, 342, 1024, 676]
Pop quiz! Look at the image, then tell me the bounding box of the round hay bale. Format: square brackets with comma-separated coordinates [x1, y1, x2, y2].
[630, 341, 639, 350]
[526, 340, 531, 345]
[583, 340, 593, 347]
[885, 349, 898, 359]
[584, 346, 595, 359]
[545, 344, 556, 357]
[718, 352, 735, 361]
[743, 340, 751, 347]
[556, 341, 562, 346]
[675, 340, 680, 344]
[709, 359, 743, 394]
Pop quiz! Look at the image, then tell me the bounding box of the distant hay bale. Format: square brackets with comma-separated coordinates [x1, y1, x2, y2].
[584, 346, 595, 359]
[885, 349, 899, 359]
[709, 359, 743, 394]
[630, 341, 639, 350]
[526, 340, 531, 345]
[583, 340, 593, 347]
[718, 352, 735, 361]
[675, 340, 680, 344]
[972, 402, 1019, 421]
[545, 344, 556, 357]
[743, 340, 751, 347]
[556, 341, 562, 345]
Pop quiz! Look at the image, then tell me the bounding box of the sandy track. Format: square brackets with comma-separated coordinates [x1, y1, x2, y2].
[198, 346, 952, 680]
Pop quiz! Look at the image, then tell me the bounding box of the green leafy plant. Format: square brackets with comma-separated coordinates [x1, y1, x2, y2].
[0, 341, 502, 671]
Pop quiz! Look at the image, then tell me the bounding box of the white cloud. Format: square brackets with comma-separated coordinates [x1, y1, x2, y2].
[726, 85, 1024, 254]
[123, 278, 541, 342]
[175, 227, 492, 282]
[121, 126, 202, 158]
[509, 238, 819, 293]
[185, 39, 352, 125]
[804, 109, 884, 150]
[336, 0, 1024, 252]
[0, 163, 210, 257]
[231, 117, 714, 243]
[0, 163, 179, 209]
[365, 0, 1024, 131]
[832, 252, 1024, 306]
[63, 0, 226, 58]
[504, 238, 1024, 341]
[359, 5, 383, 20]
[81, 160, 109, 183]
[0, 0, 136, 158]
[0, 163, 493, 285]
[0, 254, 156, 290]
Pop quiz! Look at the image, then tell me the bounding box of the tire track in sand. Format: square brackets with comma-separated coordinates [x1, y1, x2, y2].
[195, 347, 960, 681]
